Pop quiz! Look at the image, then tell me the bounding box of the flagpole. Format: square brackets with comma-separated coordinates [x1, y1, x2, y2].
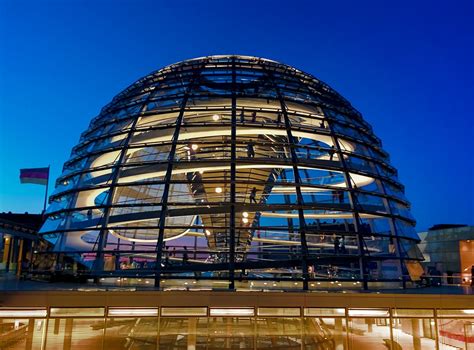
[43, 165, 50, 214]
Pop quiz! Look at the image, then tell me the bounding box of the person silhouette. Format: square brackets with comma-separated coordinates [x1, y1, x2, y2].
[276, 112, 282, 125]
[334, 237, 340, 255]
[183, 247, 189, 264]
[249, 187, 258, 203]
[328, 145, 335, 161]
[247, 142, 255, 158]
[251, 111, 257, 123]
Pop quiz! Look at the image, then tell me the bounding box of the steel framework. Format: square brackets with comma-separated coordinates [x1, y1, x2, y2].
[40, 55, 422, 290]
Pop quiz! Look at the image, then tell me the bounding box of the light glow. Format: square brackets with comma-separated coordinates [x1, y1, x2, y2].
[348, 309, 389, 317]
[210, 308, 254, 316]
[108, 308, 159, 317]
[0, 309, 47, 318]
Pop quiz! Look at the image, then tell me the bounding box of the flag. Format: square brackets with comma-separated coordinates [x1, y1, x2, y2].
[20, 167, 49, 185]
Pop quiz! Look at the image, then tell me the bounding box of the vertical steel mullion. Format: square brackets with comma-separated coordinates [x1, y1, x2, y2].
[368, 156, 409, 287]
[229, 58, 237, 289]
[325, 122, 368, 290]
[280, 102, 310, 290]
[293, 68, 369, 289]
[154, 64, 204, 288]
[93, 94, 153, 277]
[262, 64, 309, 290]
[372, 174, 407, 288]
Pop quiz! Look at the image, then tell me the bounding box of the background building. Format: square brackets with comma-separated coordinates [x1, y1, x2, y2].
[0, 212, 43, 274]
[418, 224, 474, 285]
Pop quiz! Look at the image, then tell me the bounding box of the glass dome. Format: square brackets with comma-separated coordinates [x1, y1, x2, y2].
[40, 55, 421, 290]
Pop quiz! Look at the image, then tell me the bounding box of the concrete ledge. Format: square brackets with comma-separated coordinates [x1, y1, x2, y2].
[1, 290, 473, 309]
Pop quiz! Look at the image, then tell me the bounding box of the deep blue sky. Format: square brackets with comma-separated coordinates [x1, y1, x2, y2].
[0, 0, 472, 231]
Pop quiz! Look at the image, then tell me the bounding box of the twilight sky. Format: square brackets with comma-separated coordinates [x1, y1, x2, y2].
[0, 0, 472, 231]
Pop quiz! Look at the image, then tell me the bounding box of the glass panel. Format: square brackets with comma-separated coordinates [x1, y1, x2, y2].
[45, 318, 104, 350]
[208, 317, 254, 348]
[258, 308, 301, 316]
[50, 308, 105, 317]
[304, 308, 346, 317]
[348, 309, 390, 317]
[0, 318, 46, 350]
[303, 316, 348, 349]
[161, 307, 207, 317]
[437, 309, 474, 317]
[107, 308, 159, 317]
[104, 317, 158, 349]
[438, 318, 474, 350]
[347, 316, 391, 349]
[209, 308, 254, 317]
[392, 317, 437, 350]
[256, 317, 301, 349]
[0, 309, 47, 318]
[393, 309, 435, 317]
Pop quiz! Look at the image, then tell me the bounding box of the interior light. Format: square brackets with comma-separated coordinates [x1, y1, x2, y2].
[242, 218, 249, 224]
[242, 211, 249, 218]
[108, 308, 159, 317]
[0, 309, 47, 318]
[161, 307, 207, 317]
[205, 229, 211, 236]
[348, 309, 389, 317]
[463, 310, 474, 314]
[191, 144, 199, 151]
[210, 308, 254, 316]
[212, 114, 220, 121]
[215, 187, 222, 193]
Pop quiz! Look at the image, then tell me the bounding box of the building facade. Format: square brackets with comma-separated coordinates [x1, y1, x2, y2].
[39, 55, 422, 290]
[0, 213, 43, 274]
[418, 225, 474, 285]
[0, 291, 473, 350]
